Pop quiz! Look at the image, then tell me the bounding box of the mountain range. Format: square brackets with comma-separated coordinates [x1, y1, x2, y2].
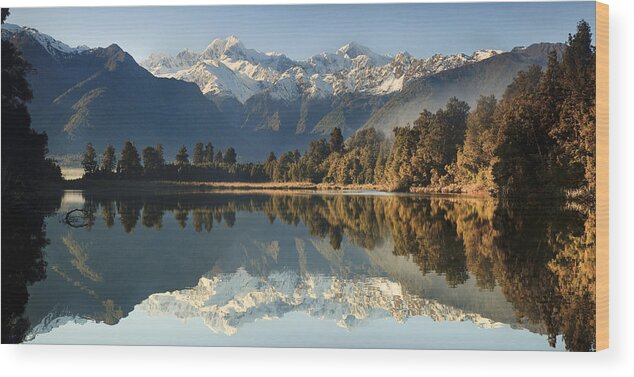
[2, 23, 564, 162]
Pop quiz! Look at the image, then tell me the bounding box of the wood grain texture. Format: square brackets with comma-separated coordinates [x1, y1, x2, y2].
[596, 1, 609, 352]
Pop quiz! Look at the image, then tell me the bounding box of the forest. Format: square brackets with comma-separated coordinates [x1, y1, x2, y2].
[80, 20, 595, 200]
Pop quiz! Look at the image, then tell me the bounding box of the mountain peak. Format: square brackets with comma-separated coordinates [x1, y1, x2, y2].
[225, 35, 241, 45]
[337, 41, 372, 58]
[202, 35, 248, 60]
[336, 41, 390, 67]
[105, 43, 123, 53]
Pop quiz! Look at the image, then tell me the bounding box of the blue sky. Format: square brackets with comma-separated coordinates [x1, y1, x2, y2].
[7, 2, 595, 61]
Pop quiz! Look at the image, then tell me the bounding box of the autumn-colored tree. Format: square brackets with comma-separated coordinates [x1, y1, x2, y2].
[492, 65, 545, 196]
[450, 95, 498, 190]
[551, 19, 596, 194]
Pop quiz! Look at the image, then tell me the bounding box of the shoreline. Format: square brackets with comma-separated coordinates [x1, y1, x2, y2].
[63, 179, 391, 194]
[61, 179, 501, 200]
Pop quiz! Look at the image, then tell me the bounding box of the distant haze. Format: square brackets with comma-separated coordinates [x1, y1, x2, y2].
[8, 2, 595, 61]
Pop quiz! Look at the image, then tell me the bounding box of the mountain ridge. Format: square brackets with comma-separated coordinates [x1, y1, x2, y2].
[2, 23, 232, 158]
[3, 23, 563, 161]
[141, 35, 505, 104]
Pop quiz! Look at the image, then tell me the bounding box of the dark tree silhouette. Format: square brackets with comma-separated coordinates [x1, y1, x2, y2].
[175, 145, 189, 166]
[1, 8, 61, 195]
[223, 147, 237, 165]
[204, 142, 214, 165]
[117, 141, 142, 176]
[142, 146, 164, 175]
[82, 143, 98, 174]
[192, 142, 204, 166]
[101, 144, 116, 173]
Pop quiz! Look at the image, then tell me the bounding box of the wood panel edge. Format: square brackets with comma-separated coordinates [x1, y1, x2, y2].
[595, 0, 609, 352]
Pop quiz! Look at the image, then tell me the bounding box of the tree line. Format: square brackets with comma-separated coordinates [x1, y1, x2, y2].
[81, 20, 595, 199]
[81, 141, 268, 182]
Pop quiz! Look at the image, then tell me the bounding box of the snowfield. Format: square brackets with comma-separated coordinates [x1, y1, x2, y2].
[141, 36, 504, 104]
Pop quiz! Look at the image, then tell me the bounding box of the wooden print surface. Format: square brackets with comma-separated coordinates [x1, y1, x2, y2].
[596, 1, 609, 351]
[1, 2, 605, 351]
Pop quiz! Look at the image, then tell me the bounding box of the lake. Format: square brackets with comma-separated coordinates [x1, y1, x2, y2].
[2, 190, 596, 350]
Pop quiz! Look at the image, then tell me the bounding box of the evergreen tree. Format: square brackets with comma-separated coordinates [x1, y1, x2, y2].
[383, 127, 418, 191]
[142, 146, 164, 174]
[266, 151, 277, 163]
[223, 147, 237, 164]
[264, 152, 278, 180]
[81, 143, 98, 175]
[552, 19, 597, 193]
[329, 127, 344, 154]
[192, 142, 204, 166]
[304, 139, 330, 182]
[373, 142, 389, 184]
[452, 95, 498, 188]
[155, 144, 165, 164]
[440, 97, 470, 165]
[291, 149, 301, 162]
[175, 145, 189, 166]
[214, 151, 224, 164]
[118, 141, 142, 176]
[410, 110, 442, 186]
[1, 8, 61, 193]
[276, 151, 295, 181]
[100, 144, 116, 173]
[407, 98, 470, 187]
[204, 142, 214, 165]
[347, 128, 383, 184]
[492, 65, 546, 196]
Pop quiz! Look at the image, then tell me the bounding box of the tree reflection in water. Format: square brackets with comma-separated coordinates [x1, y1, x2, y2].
[4, 190, 595, 350]
[1, 192, 61, 343]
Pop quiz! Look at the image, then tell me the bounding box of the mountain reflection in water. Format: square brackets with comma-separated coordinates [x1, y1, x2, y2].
[2, 190, 595, 351]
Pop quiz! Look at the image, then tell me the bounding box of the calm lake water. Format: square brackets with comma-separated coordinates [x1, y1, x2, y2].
[2, 190, 596, 350]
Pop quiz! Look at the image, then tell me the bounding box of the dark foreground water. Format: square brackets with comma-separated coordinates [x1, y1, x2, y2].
[1, 190, 596, 350]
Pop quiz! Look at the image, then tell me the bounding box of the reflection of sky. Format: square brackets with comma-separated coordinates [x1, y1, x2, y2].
[28, 309, 564, 351]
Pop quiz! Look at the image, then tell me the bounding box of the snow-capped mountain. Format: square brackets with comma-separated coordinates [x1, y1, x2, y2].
[141, 36, 504, 104]
[1, 23, 90, 59]
[140, 268, 504, 336]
